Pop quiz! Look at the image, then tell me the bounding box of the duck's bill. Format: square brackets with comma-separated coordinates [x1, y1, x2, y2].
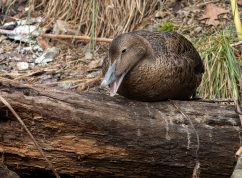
[109, 72, 125, 96]
[100, 63, 126, 96]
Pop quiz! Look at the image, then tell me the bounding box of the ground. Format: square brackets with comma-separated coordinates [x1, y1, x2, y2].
[0, 0, 239, 94]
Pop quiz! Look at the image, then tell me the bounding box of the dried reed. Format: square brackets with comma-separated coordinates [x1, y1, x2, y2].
[29, 0, 162, 37]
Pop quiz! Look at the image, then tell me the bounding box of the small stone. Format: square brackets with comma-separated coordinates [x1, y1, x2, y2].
[0, 48, 4, 54]
[194, 27, 202, 33]
[85, 51, 93, 60]
[35, 47, 59, 65]
[16, 62, 29, 71]
[0, 35, 7, 43]
[187, 18, 193, 25]
[87, 71, 100, 78]
[58, 81, 73, 89]
[29, 63, 35, 68]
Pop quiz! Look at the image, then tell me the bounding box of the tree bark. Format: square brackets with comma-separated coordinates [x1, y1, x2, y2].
[0, 78, 240, 178]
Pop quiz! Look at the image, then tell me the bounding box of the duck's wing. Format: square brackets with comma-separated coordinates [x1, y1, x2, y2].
[161, 31, 204, 74]
[134, 30, 204, 75]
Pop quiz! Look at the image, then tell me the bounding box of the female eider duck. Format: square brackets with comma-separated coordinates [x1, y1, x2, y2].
[101, 30, 204, 101]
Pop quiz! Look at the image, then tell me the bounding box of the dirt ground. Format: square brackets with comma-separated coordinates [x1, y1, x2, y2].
[0, 0, 238, 93]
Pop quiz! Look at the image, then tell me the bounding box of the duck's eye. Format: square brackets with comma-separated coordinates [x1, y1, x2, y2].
[121, 48, 127, 53]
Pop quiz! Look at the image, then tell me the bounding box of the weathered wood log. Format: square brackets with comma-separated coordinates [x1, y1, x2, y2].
[0, 163, 20, 178]
[0, 78, 240, 178]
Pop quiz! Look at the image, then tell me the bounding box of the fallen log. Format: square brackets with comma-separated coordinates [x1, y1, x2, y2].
[0, 78, 240, 178]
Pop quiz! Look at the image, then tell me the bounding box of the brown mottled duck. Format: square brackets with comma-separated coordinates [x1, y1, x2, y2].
[101, 30, 204, 101]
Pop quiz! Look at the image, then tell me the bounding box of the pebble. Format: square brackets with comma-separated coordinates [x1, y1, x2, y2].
[35, 47, 59, 65]
[194, 27, 202, 33]
[16, 62, 29, 71]
[85, 51, 93, 60]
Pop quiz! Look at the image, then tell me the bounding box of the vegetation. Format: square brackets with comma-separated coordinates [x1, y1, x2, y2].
[157, 22, 241, 100]
[1, 0, 241, 101]
[158, 21, 175, 32]
[194, 32, 241, 99]
[29, 0, 162, 37]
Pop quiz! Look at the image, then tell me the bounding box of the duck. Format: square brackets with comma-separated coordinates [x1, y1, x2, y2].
[101, 30, 204, 101]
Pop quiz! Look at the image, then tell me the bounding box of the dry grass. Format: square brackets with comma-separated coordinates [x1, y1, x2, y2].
[30, 0, 162, 38]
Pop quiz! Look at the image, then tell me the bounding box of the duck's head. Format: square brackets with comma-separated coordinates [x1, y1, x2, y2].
[101, 33, 152, 96]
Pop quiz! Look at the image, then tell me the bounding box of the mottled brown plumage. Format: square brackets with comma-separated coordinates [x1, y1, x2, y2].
[101, 30, 204, 101]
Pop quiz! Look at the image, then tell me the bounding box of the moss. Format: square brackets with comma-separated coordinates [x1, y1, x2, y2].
[158, 21, 175, 32]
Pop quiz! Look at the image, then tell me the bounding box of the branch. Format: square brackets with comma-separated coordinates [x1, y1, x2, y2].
[0, 29, 112, 43]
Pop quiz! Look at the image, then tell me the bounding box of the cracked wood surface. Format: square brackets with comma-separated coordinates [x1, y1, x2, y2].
[0, 78, 240, 178]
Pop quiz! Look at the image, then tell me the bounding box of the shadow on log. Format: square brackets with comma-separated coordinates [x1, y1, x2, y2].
[0, 78, 240, 178]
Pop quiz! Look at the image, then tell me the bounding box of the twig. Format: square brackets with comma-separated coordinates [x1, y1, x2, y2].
[42, 33, 112, 43]
[192, 161, 200, 178]
[169, 100, 200, 157]
[196, 0, 220, 7]
[0, 95, 60, 178]
[230, 41, 242, 47]
[196, 98, 234, 103]
[169, 100, 200, 178]
[236, 147, 242, 157]
[0, 29, 112, 43]
[231, 100, 242, 178]
[234, 100, 242, 122]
